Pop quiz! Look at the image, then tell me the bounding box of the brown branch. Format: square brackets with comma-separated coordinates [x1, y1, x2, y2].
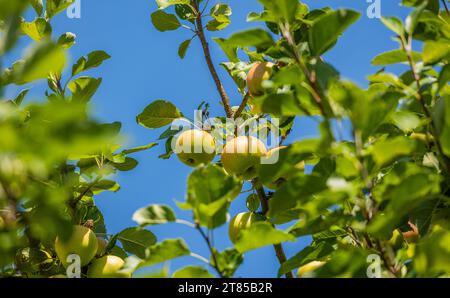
[193, 1, 233, 118]
[195, 223, 225, 278]
[233, 93, 250, 119]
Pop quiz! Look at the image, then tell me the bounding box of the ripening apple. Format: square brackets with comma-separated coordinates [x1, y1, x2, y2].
[96, 237, 108, 256]
[55, 225, 98, 267]
[228, 212, 264, 243]
[246, 62, 274, 96]
[297, 261, 326, 278]
[263, 146, 305, 189]
[174, 129, 216, 167]
[221, 136, 267, 180]
[87, 255, 131, 278]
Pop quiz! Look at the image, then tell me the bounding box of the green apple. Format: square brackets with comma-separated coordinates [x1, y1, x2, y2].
[228, 212, 264, 244]
[175, 129, 216, 167]
[55, 225, 98, 267]
[247, 62, 274, 96]
[297, 261, 325, 278]
[221, 136, 267, 180]
[96, 237, 108, 256]
[263, 146, 305, 189]
[87, 255, 131, 278]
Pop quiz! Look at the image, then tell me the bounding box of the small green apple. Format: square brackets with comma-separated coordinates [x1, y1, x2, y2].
[55, 225, 98, 267]
[221, 136, 267, 180]
[263, 146, 305, 189]
[247, 62, 274, 96]
[175, 129, 216, 167]
[87, 255, 131, 278]
[297, 261, 325, 278]
[228, 212, 264, 243]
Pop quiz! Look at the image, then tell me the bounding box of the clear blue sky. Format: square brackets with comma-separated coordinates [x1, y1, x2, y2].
[7, 0, 412, 277]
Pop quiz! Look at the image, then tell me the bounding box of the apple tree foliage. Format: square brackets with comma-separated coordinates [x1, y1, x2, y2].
[1, 0, 450, 279]
[0, 0, 157, 277]
[133, 0, 450, 278]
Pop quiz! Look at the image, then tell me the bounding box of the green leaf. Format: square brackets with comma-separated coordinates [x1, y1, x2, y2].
[186, 165, 242, 229]
[178, 38, 192, 59]
[16, 41, 66, 84]
[132, 204, 176, 226]
[405, 1, 428, 35]
[207, 3, 232, 31]
[213, 38, 239, 62]
[212, 248, 243, 278]
[90, 179, 120, 194]
[434, 96, 450, 156]
[414, 226, 450, 276]
[111, 157, 139, 171]
[67, 76, 102, 102]
[156, 0, 189, 9]
[372, 49, 421, 65]
[369, 136, 418, 167]
[438, 64, 450, 92]
[46, 0, 75, 19]
[136, 100, 182, 129]
[234, 222, 295, 253]
[278, 242, 334, 277]
[72, 50, 111, 77]
[172, 266, 214, 278]
[122, 143, 158, 154]
[20, 18, 51, 41]
[142, 239, 190, 266]
[151, 10, 181, 32]
[257, 0, 299, 24]
[423, 40, 450, 65]
[30, 0, 44, 16]
[117, 227, 157, 259]
[57, 32, 76, 49]
[225, 28, 274, 49]
[206, 18, 231, 31]
[380, 16, 404, 36]
[390, 110, 421, 132]
[13, 89, 29, 106]
[309, 9, 360, 56]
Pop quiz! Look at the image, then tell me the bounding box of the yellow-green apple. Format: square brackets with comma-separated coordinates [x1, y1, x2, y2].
[228, 212, 264, 243]
[221, 136, 267, 180]
[174, 129, 216, 167]
[87, 255, 131, 278]
[55, 225, 98, 267]
[247, 62, 274, 96]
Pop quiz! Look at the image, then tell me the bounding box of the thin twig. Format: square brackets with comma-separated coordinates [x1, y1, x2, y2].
[195, 223, 224, 278]
[193, 1, 233, 118]
[234, 93, 250, 119]
[442, 0, 450, 15]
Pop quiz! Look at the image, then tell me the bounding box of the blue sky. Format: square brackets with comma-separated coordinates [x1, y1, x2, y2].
[7, 0, 413, 277]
